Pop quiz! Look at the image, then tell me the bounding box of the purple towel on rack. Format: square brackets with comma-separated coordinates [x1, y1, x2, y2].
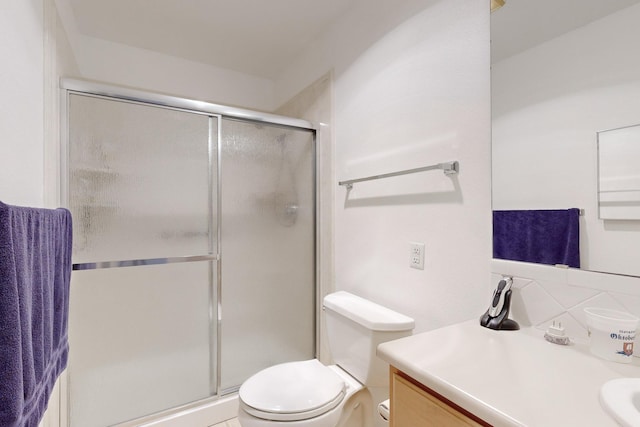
[493, 209, 580, 268]
[0, 201, 72, 427]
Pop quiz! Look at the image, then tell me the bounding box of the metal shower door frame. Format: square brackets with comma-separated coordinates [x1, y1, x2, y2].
[60, 78, 318, 426]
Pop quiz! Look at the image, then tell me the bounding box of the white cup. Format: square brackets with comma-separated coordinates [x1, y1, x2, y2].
[584, 307, 639, 363]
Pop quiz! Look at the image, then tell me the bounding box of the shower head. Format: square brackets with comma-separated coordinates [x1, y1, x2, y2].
[276, 133, 287, 144]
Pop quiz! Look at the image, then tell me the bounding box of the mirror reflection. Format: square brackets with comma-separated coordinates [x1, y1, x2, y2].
[598, 124, 640, 220]
[491, 0, 640, 277]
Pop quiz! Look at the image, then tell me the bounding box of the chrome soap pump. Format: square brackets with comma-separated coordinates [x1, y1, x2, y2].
[480, 276, 520, 331]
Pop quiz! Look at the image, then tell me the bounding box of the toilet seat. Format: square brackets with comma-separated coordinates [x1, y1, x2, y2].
[239, 359, 346, 421]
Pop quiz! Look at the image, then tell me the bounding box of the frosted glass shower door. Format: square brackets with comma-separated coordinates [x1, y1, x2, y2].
[219, 119, 316, 390]
[66, 94, 217, 427]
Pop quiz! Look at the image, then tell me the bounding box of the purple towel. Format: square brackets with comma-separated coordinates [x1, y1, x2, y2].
[0, 201, 72, 427]
[493, 209, 580, 268]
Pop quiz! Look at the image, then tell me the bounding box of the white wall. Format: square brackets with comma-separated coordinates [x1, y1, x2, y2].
[492, 3, 640, 277]
[278, 0, 492, 333]
[0, 0, 45, 206]
[52, 0, 278, 112]
[71, 36, 277, 112]
[0, 0, 78, 207]
[0, 2, 78, 426]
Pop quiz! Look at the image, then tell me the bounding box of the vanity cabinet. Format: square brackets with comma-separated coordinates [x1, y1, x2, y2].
[390, 367, 489, 427]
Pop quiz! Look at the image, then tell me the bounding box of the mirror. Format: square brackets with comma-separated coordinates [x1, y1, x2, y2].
[598, 124, 640, 220]
[491, 0, 640, 277]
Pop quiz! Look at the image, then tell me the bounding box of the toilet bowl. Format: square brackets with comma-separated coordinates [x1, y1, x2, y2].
[238, 360, 363, 427]
[237, 291, 415, 427]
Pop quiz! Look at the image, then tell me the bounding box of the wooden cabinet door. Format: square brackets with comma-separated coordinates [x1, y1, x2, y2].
[391, 369, 486, 427]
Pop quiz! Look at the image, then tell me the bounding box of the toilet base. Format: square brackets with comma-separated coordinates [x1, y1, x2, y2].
[238, 405, 341, 427]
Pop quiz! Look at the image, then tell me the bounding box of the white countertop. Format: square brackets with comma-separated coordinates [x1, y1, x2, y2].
[377, 320, 640, 427]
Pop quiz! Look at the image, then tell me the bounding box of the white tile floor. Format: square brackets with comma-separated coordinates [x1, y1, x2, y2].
[209, 418, 240, 427]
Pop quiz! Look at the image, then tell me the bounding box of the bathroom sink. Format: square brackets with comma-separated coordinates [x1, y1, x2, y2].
[600, 378, 640, 426]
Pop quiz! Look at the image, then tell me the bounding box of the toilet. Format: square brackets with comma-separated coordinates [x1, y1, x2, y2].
[238, 291, 415, 427]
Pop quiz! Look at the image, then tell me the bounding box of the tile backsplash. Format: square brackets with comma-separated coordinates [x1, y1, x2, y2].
[492, 259, 640, 346]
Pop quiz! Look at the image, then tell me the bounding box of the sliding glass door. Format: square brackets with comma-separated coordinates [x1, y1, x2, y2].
[64, 88, 317, 427]
[67, 94, 217, 427]
[219, 119, 316, 391]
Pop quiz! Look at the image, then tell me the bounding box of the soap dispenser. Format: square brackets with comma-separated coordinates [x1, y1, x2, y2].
[480, 277, 520, 331]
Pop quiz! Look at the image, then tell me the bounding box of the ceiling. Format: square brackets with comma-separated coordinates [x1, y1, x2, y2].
[61, 0, 640, 78]
[64, 0, 357, 79]
[491, 0, 640, 63]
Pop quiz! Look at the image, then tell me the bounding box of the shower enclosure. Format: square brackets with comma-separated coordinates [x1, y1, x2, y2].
[61, 80, 317, 427]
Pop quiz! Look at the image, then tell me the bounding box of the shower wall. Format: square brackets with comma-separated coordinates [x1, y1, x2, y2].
[275, 72, 333, 364]
[65, 89, 316, 427]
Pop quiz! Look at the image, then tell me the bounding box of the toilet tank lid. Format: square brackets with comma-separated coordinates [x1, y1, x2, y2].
[323, 291, 415, 331]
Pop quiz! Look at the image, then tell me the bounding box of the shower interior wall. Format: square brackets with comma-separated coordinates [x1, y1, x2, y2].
[275, 72, 334, 364]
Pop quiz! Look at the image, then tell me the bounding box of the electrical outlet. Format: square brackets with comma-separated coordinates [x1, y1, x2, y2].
[409, 242, 425, 270]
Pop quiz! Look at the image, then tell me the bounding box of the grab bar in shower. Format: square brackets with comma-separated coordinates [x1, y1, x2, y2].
[338, 161, 459, 190]
[72, 254, 219, 271]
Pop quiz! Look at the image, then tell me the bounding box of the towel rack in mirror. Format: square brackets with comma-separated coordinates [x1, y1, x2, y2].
[338, 161, 459, 190]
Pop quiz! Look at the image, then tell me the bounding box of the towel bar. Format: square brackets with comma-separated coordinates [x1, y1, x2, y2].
[338, 161, 459, 190]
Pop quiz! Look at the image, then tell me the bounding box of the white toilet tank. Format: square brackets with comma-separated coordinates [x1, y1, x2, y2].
[323, 291, 415, 388]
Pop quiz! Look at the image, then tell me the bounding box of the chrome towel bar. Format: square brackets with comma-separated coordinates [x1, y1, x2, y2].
[338, 161, 459, 190]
